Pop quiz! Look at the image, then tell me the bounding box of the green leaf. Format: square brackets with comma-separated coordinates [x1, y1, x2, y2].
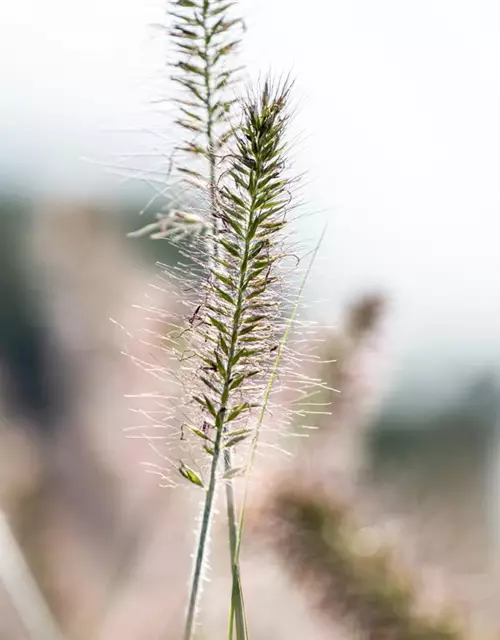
[229, 374, 246, 391]
[227, 427, 254, 439]
[214, 127, 237, 150]
[240, 316, 266, 334]
[212, 256, 235, 272]
[171, 76, 206, 102]
[240, 335, 267, 344]
[179, 462, 204, 488]
[220, 238, 241, 258]
[214, 72, 233, 92]
[213, 271, 235, 288]
[249, 239, 268, 260]
[207, 301, 230, 317]
[262, 220, 287, 232]
[221, 188, 247, 209]
[169, 11, 198, 25]
[204, 395, 218, 418]
[212, 41, 240, 65]
[246, 285, 267, 300]
[174, 118, 203, 133]
[208, 315, 229, 334]
[245, 265, 268, 286]
[232, 348, 258, 366]
[179, 142, 207, 155]
[226, 404, 251, 422]
[173, 42, 205, 58]
[179, 106, 204, 122]
[210, 98, 237, 116]
[219, 335, 229, 356]
[210, 2, 235, 17]
[193, 394, 217, 418]
[252, 258, 273, 271]
[171, 25, 198, 39]
[185, 425, 213, 442]
[178, 166, 205, 180]
[218, 18, 243, 34]
[200, 375, 220, 394]
[239, 324, 258, 337]
[214, 285, 234, 306]
[214, 351, 227, 378]
[176, 61, 205, 77]
[201, 356, 217, 371]
[244, 313, 268, 327]
[223, 215, 244, 237]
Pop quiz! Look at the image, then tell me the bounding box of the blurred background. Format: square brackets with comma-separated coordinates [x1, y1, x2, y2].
[2, 0, 500, 638]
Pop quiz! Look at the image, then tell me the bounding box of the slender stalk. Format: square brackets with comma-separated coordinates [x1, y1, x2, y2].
[197, 4, 246, 634]
[185, 162, 262, 638]
[137, 4, 298, 637]
[175, 77, 292, 637]
[198, 0, 240, 572]
[201, 0, 219, 241]
[184, 420, 225, 640]
[224, 450, 247, 640]
[228, 226, 327, 637]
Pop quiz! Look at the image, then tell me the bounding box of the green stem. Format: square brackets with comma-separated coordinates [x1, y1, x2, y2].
[184, 417, 225, 640]
[202, 0, 218, 240]
[224, 451, 247, 640]
[200, 6, 246, 636]
[184, 153, 258, 640]
[184, 110, 220, 640]
[229, 226, 328, 629]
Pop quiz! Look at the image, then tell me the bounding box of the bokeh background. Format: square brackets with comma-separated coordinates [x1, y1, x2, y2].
[2, 0, 500, 638]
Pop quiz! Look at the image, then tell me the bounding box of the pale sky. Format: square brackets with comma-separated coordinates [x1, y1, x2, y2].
[2, 0, 500, 412]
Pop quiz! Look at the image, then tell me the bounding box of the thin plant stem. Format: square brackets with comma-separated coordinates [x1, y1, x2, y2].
[179, 80, 293, 638]
[197, 4, 246, 633]
[185, 166, 264, 638]
[224, 450, 247, 640]
[201, 0, 219, 250]
[184, 421, 225, 640]
[228, 225, 327, 637]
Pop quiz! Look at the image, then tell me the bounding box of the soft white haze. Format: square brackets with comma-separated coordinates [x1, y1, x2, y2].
[2, 0, 500, 412]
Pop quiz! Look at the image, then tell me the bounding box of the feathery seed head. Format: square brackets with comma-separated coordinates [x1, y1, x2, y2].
[127, 81, 310, 489]
[172, 80, 294, 485]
